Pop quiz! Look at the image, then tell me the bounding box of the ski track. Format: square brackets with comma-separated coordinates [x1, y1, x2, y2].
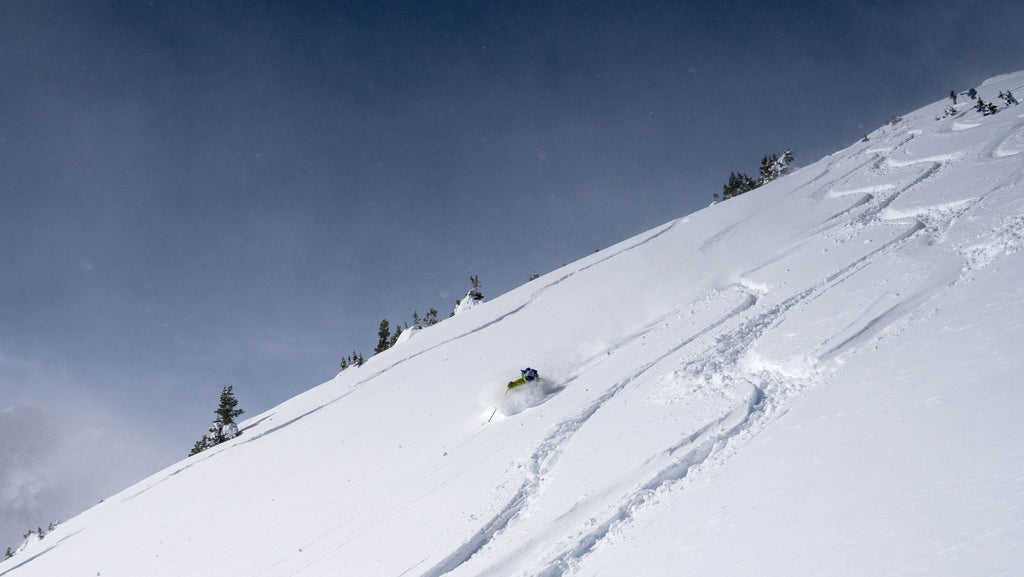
[987, 116, 1024, 158]
[283, 286, 759, 577]
[522, 287, 827, 577]
[430, 211, 931, 577]
[477, 125, 992, 577]
[218, 122, 968, 476]
[415, 290, 760, 577]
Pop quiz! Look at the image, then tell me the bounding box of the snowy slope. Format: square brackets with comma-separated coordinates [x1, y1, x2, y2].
[3, 72, 1024, 577]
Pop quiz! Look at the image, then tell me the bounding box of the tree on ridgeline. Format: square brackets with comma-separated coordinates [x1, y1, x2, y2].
[374, 319, 391, 354]
[757, 149, 794, 186]
[340, 351, 365, 370]
[714, 149, 794, 202]
[716, 171, 757, 201]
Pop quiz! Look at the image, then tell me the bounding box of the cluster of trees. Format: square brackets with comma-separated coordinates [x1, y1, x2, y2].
[179, 275, 493, 454]
[715, 149, 794, 202]
[976, 91, 1019, 116]
[938, 90, 1017, 121]
[188, 386, 245, 456]
[343, 276, 484, 368]
[339, 351, 365, 369]
[4, 522, 58, 560]
[366, 307, 441, 358]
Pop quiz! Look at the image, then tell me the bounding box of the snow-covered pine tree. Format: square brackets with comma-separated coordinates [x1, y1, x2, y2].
[189, 437, 209, 457]
[757, 149, 794, 186]
[188, 386, 245, 455]
[214, 386, 244, 433]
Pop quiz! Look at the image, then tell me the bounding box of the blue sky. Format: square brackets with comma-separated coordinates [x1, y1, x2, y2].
[1, 0, 1021, 468]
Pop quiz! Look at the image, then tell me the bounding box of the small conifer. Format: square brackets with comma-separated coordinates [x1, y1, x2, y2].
[188, 386, 245, 456]
[215, 386, 244, 429]
[375, 319, 391, 354]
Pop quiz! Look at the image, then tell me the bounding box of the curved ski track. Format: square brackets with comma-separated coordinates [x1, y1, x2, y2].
[416, 117, 1007, 577]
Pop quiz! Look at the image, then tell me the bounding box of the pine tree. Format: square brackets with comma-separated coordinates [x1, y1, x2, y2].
[188, 386, 245, 456]
[758, 153, 778, 184]
[757, 149, 794, 186]
[189, 438, 208, 457]
[215, 386, 244, 428]
[374, 319, 391, 354]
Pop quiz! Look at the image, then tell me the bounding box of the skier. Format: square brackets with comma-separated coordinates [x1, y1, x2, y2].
[507, 367, 539, 390]
[967, 88, 978, 100]
[949, 90, 958, 104]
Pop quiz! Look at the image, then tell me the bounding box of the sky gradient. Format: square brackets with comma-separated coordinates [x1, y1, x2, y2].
[1, 0, 1022, 507]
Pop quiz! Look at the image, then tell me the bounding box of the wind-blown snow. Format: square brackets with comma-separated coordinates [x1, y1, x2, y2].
[4, 72, 1024, 577]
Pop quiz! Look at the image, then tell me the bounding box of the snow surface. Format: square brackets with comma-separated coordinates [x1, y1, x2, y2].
[3, 72, 1024, 577]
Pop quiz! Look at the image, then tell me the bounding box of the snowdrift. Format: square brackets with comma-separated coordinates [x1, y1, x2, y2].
[4, 72, 1024, 577]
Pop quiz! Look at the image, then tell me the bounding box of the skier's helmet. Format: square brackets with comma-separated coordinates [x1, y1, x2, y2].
[522, 368, 538, 381]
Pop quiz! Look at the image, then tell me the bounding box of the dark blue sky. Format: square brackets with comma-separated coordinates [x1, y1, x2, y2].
[1, 0, 1021, 463]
